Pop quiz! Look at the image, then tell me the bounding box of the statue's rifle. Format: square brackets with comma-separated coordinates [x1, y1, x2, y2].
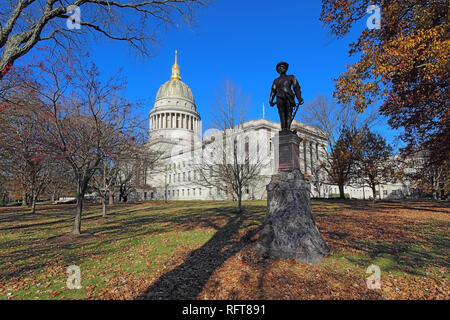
[291, 99, 303, 123]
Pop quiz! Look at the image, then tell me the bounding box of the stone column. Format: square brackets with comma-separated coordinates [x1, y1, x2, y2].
[315, 143, 319, 162]
[303, 140, 308, 174]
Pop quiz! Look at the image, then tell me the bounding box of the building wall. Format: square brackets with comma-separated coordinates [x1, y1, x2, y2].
[143, 118, 329, 201]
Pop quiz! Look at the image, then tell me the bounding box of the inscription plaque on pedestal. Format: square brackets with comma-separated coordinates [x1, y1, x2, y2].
[275, 131, 301, 171]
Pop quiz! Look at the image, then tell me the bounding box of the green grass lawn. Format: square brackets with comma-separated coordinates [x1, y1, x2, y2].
[0, 200, 448, 300]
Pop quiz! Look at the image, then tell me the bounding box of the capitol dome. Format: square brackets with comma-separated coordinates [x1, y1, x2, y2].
[155, 51, 194, 103]
[149, 50, 201, 141]
[156, 79, 194, 103]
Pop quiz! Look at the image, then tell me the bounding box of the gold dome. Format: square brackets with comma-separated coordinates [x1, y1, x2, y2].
[155, 50, 194, 103]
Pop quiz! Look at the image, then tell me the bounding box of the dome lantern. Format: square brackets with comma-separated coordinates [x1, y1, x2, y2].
[171, 50, 181, 81]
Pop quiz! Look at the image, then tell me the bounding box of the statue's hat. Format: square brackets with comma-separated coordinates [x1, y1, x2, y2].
[276, 61, 289, 72]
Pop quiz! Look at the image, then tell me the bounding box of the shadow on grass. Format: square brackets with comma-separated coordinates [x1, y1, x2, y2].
[0, 202, 266, 286]
[136, 209, 263, 300]
[338, 228, 450, 276]
[345, 238, 450, 277]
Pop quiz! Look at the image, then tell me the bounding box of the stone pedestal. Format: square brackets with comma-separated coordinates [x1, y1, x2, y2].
[255, 136, 329, 264]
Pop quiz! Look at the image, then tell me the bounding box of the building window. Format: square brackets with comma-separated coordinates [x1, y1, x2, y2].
[183, 172, 186, 181]
[199, 188, 202, 196]
[182, 189, 185, 196]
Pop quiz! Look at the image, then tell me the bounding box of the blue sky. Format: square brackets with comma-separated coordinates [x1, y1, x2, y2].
[42, 0, 403, 148]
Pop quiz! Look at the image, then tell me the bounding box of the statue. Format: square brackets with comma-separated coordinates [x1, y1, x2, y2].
[254, 61, 329, 264]
[269, 62, 304, 131]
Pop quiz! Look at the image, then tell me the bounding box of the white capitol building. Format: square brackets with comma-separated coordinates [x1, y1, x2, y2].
[139, 52, 412, 201]
[142, 51, 330, 201]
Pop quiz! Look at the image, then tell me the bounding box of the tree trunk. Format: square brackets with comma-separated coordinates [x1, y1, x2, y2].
[371, 185, 377, 201]
[227, 183, 232, 201]
[73, 194, 83, 235]
[338, 183, 345, 199]
[22, 190, 28, 206]
[31, 196, 37, 214]
[362, 183, 365, 200]
[102, 198, 106, 217]
[108, 191, 114, 205]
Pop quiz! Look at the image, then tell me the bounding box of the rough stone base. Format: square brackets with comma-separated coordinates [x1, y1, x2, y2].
[254, 169, 329, 264]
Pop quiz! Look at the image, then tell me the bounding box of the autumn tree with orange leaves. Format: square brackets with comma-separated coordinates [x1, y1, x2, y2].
[320, 0, 449, 166]
[301, 95, 375, 199]
[0, 90, 56, 212]
[356, 126, 393, 200]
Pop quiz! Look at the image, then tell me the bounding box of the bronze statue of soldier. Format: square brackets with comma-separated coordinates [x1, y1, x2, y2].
[269, 62, 304, 132]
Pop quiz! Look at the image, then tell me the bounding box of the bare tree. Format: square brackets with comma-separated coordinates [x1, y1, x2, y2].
[44, 163, 74, 202]
[403, 150, 447, 200]
[0, 0, 208, 79]
[196, 80, 265, 212]
[301, 94, 375, 199]
[115, 146, 161, 202]
[89, 153, 119, 216]
[29, 53, 144, 234]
